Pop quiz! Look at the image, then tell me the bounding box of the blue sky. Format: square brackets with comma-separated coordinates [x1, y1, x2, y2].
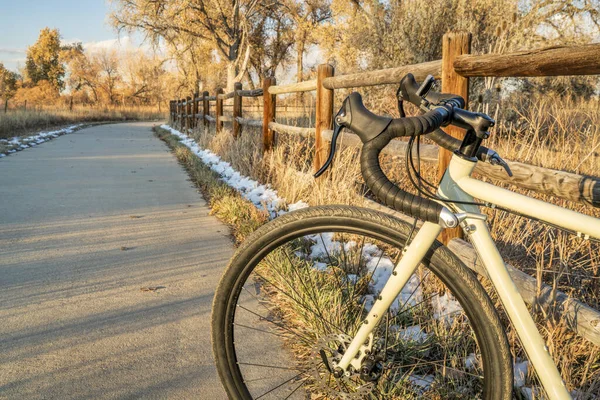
[0, 0, 133, 71]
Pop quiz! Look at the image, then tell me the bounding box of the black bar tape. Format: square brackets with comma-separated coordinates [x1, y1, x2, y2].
[360, 109, 446, 223]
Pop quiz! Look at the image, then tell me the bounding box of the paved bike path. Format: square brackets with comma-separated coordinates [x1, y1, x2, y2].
[0, 122, 231, 399]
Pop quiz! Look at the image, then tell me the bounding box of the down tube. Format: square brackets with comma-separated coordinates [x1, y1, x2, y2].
[468, 221, 571, 400]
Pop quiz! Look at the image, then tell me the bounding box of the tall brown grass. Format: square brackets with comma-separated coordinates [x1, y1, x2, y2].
[0, 106, 166, 139]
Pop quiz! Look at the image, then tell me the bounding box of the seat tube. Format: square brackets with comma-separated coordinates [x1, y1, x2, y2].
[335, 221, 442, 372]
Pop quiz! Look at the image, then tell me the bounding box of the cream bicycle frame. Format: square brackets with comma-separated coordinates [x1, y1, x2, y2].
[336, 154, 600, 399]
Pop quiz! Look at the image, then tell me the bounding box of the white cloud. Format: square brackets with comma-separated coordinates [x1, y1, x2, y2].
[66, 35, 167, 57]
[0, 48, 25, 55]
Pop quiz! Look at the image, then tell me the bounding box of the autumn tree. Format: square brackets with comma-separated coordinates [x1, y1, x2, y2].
[94, 49, 121, 104]
[247, 6, 295, 84]
[111, 0, 275, 91]
[121, 51, 170, 106]
[25, 28, 65, 91]
[0, 63, 19, 100]
[62, 43, 101, 102]
[280, 0, 331, 85]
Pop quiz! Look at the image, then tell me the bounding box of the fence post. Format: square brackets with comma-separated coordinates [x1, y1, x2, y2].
[192, 93, 199, 130]
[262, 77, 276, 152]
[178, 99, 183, 128]
[4, 98, 7, 114]
[69, 96, 73, 112]
[24, 100, 27, 111]
[314, 64, 334, 174]
[233, 82, 243, 138]
[439, 31, 471, 244]
[203, 90, 209, 130]
[186, 96, 192, 133]
[216, 88, 224, 133]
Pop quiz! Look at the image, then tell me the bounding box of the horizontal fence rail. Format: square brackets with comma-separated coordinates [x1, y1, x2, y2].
[454, 43, 600, 77]
[269, 122, 315, 138]
[323, 60, 441, 89]
[268, 79, 317, 95]
[168, 36, 600, 345]
[237, 89, 264, 97]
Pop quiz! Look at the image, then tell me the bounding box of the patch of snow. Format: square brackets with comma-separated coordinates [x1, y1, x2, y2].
[431, 292, 463, 323]
[362, 294, 375, 312]
[162, 124, 298, 218]
[397, 325, 429, 343]
[0, 124, 82, 159]
[513, 360, 529, 388]
[308, 232, 341, 259]
[366, 256, 395, 293]
[520, 386, 542, 400]
[408, 374, 434, 390]
[397, 274, 423, 309]
[287, 201, 309, 212]
[465, 353, 478, 370]
[313, 261, 328, 271]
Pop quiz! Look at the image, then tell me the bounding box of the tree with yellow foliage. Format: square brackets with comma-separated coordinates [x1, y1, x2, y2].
[25, 28, 66, 92]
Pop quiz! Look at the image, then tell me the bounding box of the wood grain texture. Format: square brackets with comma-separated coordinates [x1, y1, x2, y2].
[262, 78, 276, 152]
[322, 60, 441, 90]
[268, 122, 315, 138]
[235, 117, 262, 127]
[315, 64, 334, 175]
[186, 96, 192, 132]
[215, 88, 224, 132]
[439, 32, 471, 244]
[202, 91, 209, 128]
[232, 82, 243, 138]
[192, 93, 199, 129]
[218, 91, 235, 100]
[475, 160, 600, 207]
[455, 43, 600, 77]
[237, 88, 264, 97]
[268, 79, 317, 95]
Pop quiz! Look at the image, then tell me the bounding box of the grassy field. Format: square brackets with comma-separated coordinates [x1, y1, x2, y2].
[162, 90, 600, 397]
[0, 106, 166, 139]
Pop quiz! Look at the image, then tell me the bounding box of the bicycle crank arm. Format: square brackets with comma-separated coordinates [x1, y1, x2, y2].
[333, 222, 443, 374]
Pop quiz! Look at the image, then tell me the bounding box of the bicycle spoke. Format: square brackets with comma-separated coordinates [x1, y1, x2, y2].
[255, 372, 305, 399]
[252, 270, 347, 335]
[237, 362, 301, 371]
[236, 304, 313, 345]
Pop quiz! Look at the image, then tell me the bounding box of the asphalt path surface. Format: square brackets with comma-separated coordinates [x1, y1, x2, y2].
[0, 122, 233, 399]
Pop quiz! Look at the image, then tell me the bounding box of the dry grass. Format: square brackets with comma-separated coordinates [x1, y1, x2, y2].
[172, 91, 600, 397]
[0, 106, 166, 139]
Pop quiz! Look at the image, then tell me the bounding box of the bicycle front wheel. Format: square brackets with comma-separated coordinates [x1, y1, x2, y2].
[212, 205, 512, 399]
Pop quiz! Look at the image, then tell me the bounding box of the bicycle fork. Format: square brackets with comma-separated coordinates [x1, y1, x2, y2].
[333, 221, 442, 375]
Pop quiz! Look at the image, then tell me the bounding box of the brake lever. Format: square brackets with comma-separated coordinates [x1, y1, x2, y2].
[314, 110, 344, 178]
[491, 155, 513, 177]
[481, 149, 513, 177]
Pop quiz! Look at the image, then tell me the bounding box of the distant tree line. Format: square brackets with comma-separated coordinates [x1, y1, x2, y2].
[1, 28, 176, 109]
[110, 0, 600, 100]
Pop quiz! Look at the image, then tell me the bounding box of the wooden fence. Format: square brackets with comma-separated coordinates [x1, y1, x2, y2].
[169, 33, 600, 346]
